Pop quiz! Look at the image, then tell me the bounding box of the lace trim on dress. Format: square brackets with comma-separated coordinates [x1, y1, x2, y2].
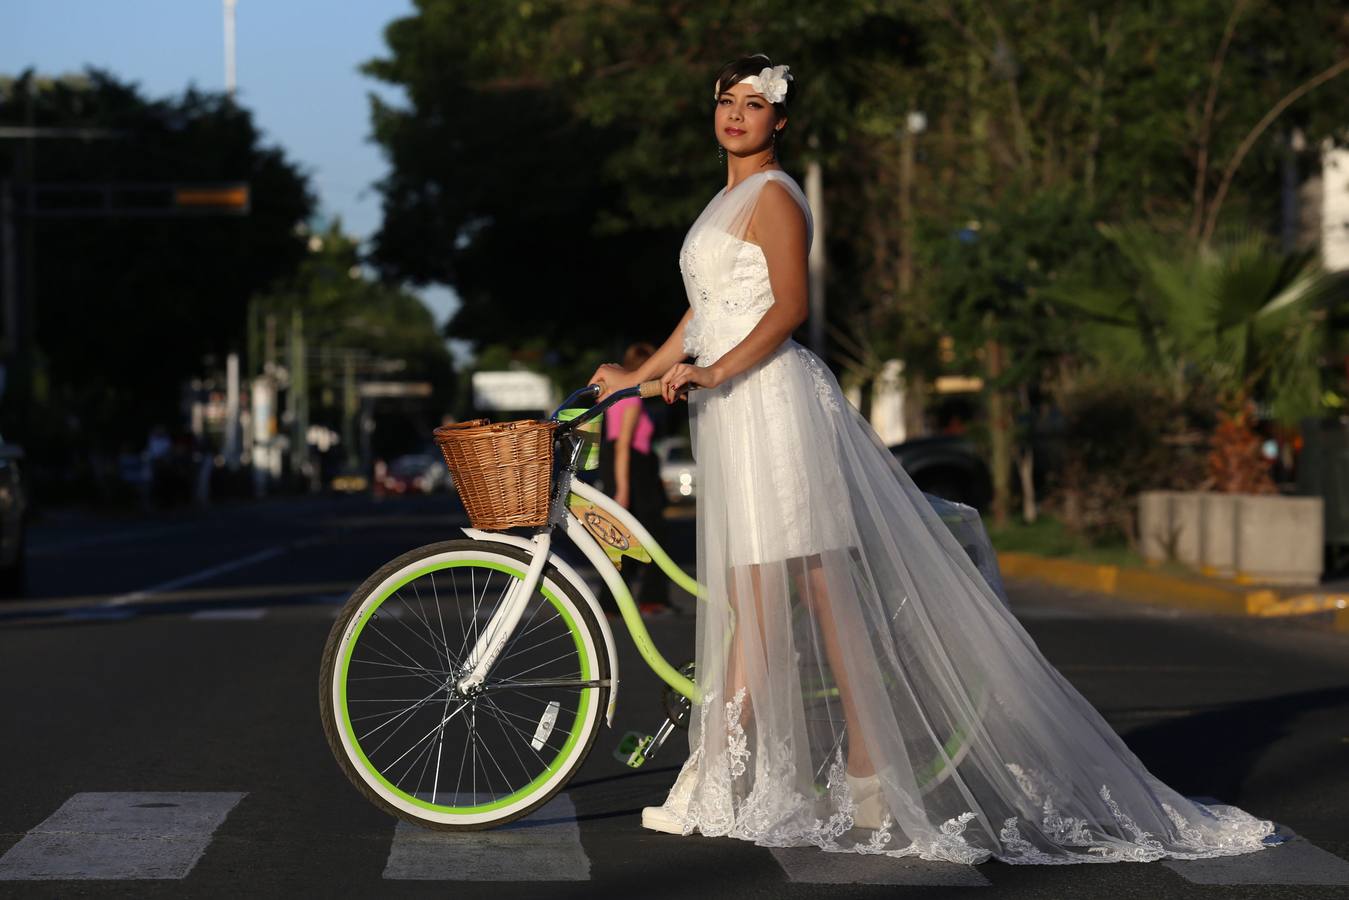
[664, 689, 992, 864]
[665, 703, 1275, 865]
[797, 348, 842, 413]
[995, 764, 1275, 865]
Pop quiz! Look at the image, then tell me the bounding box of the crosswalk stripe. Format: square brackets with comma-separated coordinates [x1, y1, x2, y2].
[770, 847, 991, 886]
[1164, 830, 1349, 885]
[0, 792, 246, 881]
[384, 793, 590, 881]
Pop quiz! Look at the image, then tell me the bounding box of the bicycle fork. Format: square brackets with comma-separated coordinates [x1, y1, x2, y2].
[455, 531, 553, 696]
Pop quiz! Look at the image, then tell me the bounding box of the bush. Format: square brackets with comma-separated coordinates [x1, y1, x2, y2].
[1043, 372, 1210, 547]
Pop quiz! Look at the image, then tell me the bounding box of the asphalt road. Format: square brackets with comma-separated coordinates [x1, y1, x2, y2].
[1, 494, 1347, 899]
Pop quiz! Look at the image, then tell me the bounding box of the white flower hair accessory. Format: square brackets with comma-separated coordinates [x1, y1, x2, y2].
[716, 63, 793, 104]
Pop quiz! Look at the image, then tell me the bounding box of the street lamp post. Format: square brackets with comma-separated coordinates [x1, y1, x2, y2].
[223, 0, 238, 99]
[897, 109, 926, 299]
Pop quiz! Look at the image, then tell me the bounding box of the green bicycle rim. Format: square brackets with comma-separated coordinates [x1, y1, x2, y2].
[337, 558, 595, 816]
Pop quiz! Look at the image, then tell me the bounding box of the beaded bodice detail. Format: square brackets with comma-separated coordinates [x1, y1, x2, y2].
[677, 171, 810, 363]
[679, 230, 777, 361]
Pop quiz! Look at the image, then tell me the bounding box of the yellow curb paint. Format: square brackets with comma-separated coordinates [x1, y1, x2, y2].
[1243, 590, 1279, 615]
[996, 553, 1321, 620]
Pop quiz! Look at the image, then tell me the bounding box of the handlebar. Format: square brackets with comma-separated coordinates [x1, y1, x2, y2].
[551, 379, 698, 431]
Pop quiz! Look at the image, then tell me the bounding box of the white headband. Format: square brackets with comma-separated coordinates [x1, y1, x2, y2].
[716, 64, 792, 105]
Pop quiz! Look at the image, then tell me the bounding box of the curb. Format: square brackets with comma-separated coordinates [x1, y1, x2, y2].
[996, 552, 1349, 634]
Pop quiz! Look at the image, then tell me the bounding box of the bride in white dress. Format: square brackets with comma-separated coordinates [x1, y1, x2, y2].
[588, 54, 1277, 865]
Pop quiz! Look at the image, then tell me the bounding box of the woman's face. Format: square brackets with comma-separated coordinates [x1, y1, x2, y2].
[714, 81, 782, 157]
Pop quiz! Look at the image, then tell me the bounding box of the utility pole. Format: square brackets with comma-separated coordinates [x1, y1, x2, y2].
[0, 182, 15, 361]
[897, 110, 925, 298]
[805, 143, 827, 358]
[223, 0, 238, 100]
[288, 307, 308, 485]
[898, 109, 928, 440]
[224, 352, 241, 470]
[343, 350, 358, 468]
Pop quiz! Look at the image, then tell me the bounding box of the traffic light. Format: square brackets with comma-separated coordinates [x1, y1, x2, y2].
[173, 184, 250, 215]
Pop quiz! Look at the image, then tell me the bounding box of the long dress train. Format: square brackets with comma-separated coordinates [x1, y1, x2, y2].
[656, 169, 1276, 864]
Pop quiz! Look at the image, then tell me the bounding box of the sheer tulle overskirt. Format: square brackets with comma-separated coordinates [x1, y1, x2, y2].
[659, 171, 1275, 864]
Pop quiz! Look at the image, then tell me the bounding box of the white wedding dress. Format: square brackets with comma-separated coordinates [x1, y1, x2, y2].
[654, 169, 1276, 864]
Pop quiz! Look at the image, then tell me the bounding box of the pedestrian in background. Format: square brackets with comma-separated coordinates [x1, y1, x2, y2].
[597, 342, 673, 616]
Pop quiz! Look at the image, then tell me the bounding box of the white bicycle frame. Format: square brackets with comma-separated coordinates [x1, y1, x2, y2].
[454, 476, 705, 724]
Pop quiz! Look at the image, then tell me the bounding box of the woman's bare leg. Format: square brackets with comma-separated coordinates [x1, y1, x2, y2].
[723, 564, 768, 730]
[794, 554, 875, 778]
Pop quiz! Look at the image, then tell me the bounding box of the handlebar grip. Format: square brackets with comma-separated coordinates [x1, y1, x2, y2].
[637, 379, 701, 399]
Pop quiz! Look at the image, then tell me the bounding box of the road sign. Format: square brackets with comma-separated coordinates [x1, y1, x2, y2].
[357, 382, 433, 399]
[472, 371, 556, 411]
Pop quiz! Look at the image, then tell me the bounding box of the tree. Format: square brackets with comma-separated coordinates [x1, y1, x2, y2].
[898, 0, 1349, 520]
[250, 223, 456, 463]
[363, 1, 931, 371]
[1052, 223, 1349, 492]
[0, 70, 313, 465]
[364, 1, 1349, 525]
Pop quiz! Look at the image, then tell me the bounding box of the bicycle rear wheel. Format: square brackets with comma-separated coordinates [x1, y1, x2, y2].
[319, 539, 609, 830]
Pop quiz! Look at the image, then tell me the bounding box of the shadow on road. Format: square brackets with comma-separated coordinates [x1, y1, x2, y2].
[1120, 684, 1349, 802]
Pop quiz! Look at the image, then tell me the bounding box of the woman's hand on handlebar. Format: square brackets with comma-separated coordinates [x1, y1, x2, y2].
[660, 362, 723, 404]
[588, 363, 638, 403]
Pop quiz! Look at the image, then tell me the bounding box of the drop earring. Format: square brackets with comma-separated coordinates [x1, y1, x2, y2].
[717, 142, 726, 164]
[768, 129, 778, 163]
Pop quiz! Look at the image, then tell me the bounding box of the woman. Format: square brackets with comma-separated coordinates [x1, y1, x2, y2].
[588, 55, 1275, 864]
[597, 342, 674, 616]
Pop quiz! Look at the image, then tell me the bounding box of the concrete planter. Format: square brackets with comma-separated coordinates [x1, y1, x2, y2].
[1138, 490, 1201, 565]
[1138, 490, 1324, 585]
[1232, 494, 1323, 586]
[1137, 491, 1175, 562]
[1199, 493, 1239, 577]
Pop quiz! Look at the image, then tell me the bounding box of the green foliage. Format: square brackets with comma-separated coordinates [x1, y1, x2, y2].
[364, 1, 1349, 365]
[987, 515, 1145, 568]
[251, 222, 456, 430]
[0, 69, 314, 452]
[920, 184, 1107, 385]
[362, 0, 935, 369]
[1050, 224, 1349, 425]
[1044, 369, 1211, 543]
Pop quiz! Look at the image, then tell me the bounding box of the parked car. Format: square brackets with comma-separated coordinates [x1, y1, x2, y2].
[329, 463, 370, 494]
[889, 435, 991, 513]
[375, 452, 452, 497]
[655, 436, 696, 504]
[0, 437, 27, 596]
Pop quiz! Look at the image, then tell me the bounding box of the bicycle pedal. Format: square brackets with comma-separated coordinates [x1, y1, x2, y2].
[615, 731, 655, 768]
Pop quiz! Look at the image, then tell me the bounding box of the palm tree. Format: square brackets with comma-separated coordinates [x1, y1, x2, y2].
[1050, 224, 1349, 491]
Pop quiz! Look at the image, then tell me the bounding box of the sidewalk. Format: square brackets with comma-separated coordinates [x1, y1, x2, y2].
[997, 552, 1349, 635]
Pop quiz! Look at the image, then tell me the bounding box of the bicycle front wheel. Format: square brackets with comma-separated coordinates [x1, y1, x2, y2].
[319, 539, 609, 830]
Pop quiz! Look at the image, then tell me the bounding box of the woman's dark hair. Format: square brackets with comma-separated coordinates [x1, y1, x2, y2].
[623, 342, 656, 370]
[713, 54, 792, 117]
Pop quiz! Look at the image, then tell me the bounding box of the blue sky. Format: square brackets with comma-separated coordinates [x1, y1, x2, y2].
[6, 0, 460, 328]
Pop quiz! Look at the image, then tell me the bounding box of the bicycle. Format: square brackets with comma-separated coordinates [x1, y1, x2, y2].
[319, 380, 1001, 831]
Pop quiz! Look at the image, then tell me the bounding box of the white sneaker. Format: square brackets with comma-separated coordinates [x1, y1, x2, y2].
[846, 771, 890, 831]
[640, 805, 688, 834]
[642, 772, 697, 835]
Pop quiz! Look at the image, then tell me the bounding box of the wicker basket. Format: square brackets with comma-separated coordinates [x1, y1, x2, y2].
[433, 418, 559, 530]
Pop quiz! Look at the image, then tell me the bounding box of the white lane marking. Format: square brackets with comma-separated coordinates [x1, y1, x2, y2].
[190, 608, 266, 621]
[28, 524, 186, 557]
[0, 791, 246, 881]
[384, 793, 589, 881]
[108, 536, 321, 606]
[770, 847, 990, 886]
[1164, 829, 1349, 885]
